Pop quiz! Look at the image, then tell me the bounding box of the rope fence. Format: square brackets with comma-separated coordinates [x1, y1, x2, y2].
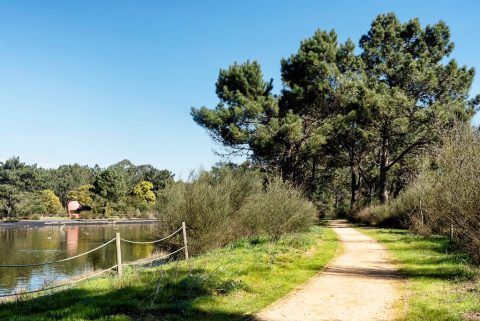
[120, 226, 183, 244]
[0, 222, 189, 299]
[123, 246, 186, 267]
[0, 238, 116, 268]
[0, 265, 118, 298]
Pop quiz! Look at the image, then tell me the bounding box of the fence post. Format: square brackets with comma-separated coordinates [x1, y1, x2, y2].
[182, 222, 189, 260]
[116, 232, 123, 276]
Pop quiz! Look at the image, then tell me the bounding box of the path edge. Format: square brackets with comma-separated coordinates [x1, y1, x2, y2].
[254, 222, 344, 318]
[354, 226, 409, 321]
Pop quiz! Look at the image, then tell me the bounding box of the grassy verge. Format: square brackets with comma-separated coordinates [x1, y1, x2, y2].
[0, 226, 338, 321]
[359, 228, 480, 321]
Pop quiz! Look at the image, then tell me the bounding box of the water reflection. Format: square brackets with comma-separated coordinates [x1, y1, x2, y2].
[0, 223, 156, 295]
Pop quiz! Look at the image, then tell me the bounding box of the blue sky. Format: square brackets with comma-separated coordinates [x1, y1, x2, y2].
[0, 0, 478, 178]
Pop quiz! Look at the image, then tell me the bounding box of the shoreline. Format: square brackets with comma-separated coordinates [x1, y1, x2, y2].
[0, 218, 157, 229]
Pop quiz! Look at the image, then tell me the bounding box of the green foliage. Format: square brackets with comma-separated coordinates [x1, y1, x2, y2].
[12, 190, 63, 216]
[38, 190, 62, 214]
[358, 124, 480, 263]
[132, 180, 156, 203]
[357, 13, 477, 203]
[0, 157, 48, 217]
[108, 160, 173, 192]
[191, 61, 277, 151]
[92, 168, 127, 214]
[11, 192, 43, 217]
[0, 158, 171, 218]
[192, 13, 479, 210]
[355, 187, 420, 227]
[156, 168, 317, 256]
[49, 164, 94, 205]
[93, 168, 127, 202]
[67, 184, 95, 206]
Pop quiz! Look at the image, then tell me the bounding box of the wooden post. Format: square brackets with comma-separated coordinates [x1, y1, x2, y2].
[450, 224, 454, 242]
[116, 232, 123, 276]
[182, 222, 189, 260]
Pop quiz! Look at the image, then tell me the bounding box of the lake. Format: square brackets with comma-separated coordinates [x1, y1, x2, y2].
[0, 223, 157, 296]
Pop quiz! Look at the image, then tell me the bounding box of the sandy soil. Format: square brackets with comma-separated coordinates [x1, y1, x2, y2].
[256, 220, 404, 321]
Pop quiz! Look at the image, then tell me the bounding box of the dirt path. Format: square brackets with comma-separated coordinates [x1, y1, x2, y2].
[256, 220, 404, 321]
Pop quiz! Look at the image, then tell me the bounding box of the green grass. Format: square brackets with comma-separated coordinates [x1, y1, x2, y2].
[0, 226, 338, 321]
[359, 228, 480, 321]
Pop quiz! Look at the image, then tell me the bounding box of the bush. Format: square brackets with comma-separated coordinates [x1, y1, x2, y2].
[156, 168, 317, 256]
[38, 189, 63, 214]
[356, 186, 420, 228]
[358, 124, 480, 262]
[409, 124, 480, 262]
[80, 211, 99, 219]
[13, 190, 63, 216]
[356, 203, 389, 226]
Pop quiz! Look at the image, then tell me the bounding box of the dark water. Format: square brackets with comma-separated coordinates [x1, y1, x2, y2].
[0, 223, 156, 296]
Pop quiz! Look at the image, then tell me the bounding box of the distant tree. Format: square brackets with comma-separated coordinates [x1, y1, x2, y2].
[132, 180, 156, 204]
[38, 189, 62, 214]
[141, 166, 174, 190]
[0, 185, 23, 217]
[67, 184, 94, 207]
[93, 169, 127, 214]
[109, 160, 174, 192]
[50, 164, 94, 205]
[0, 157, 46, 217]
[109, 159, 138, 190]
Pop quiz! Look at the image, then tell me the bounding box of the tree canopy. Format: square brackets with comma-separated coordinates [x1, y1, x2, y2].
[0, 157, 173, 218]
[192, 13, 479, 208]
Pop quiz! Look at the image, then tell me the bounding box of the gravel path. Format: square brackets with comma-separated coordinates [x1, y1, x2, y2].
[256, 220, 404, 321]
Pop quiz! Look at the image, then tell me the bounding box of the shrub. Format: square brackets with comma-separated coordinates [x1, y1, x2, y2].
[356, 186, 421, 228]
[356, 203, 389, 226]
[409, 124, 480, 262]
[67, 184, 95, 207]
[358, 124, 480, 262]
[38, 190, 63, 214]
[14, 190, 63, 216]
[237, 178, 316, 238]
[80, 211, 99, 219]
[156, 168, 317, 256]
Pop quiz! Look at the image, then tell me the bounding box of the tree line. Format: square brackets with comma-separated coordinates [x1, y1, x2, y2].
[192, 13, 479, 213]
[0, 158, 173, 218]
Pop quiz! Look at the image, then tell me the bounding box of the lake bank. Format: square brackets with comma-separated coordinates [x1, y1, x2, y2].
[0, 222, 157, 296]
[0, 226, 339, 321]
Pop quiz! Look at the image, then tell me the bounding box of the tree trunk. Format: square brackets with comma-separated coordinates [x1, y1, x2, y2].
[350, 165, 358, 209]
[310, 156, 317, 196]
[378, 135, 389, 203]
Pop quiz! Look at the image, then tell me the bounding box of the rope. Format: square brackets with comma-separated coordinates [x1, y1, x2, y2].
[0, 265, 118, 298]
[120, 226, 183, 244]
[0, 246, 187, 298]
[0, 238, 116, 268]
[123, 247, 186, 267]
